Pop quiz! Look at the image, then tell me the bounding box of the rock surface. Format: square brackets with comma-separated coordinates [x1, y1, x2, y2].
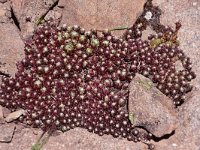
[152, 89, 200, 150]
[5, 109, 25, 123]
[0, 2, 24, 77]
[0, 105, 3, 123]
[60, 0, 146, 36]
[0, 123, 16, 143]
[175, 89, 200, 149]
[0, 127, 147, 150]
[0, 23, 24, 77]
[0, 0, 7, 4]
[0, 0, 200, 150]
[0, 2, 11, 23]
[128, 74, 178, 137]
[10, 0, 61, 38]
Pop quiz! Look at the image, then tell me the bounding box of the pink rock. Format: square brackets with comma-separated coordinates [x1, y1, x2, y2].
[0, 23, 24, 77]
[0, 0, 7, 4]
[60, 0, 146, 36]
[0, 105, 3, 120]
[0, 123, 16, 143]
[128, 74, 178, 137]
[5, 109, 25, 123]
[10, 0, 59, 38]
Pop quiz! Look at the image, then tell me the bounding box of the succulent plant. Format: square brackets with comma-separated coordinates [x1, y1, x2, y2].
[0, 13, 195, 149]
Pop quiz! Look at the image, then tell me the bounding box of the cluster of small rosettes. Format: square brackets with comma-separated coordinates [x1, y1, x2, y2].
[125, 23, 195, 105]
[0, 21, 195, 144]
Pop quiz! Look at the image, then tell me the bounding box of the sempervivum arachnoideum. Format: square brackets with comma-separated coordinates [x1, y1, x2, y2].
[0, 19, 195, 147]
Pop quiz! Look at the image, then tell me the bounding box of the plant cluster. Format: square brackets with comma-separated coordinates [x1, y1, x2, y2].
[0, 16, 195, 148]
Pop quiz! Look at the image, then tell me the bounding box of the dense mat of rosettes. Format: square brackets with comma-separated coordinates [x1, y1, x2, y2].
[0, 21, 195, 143]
